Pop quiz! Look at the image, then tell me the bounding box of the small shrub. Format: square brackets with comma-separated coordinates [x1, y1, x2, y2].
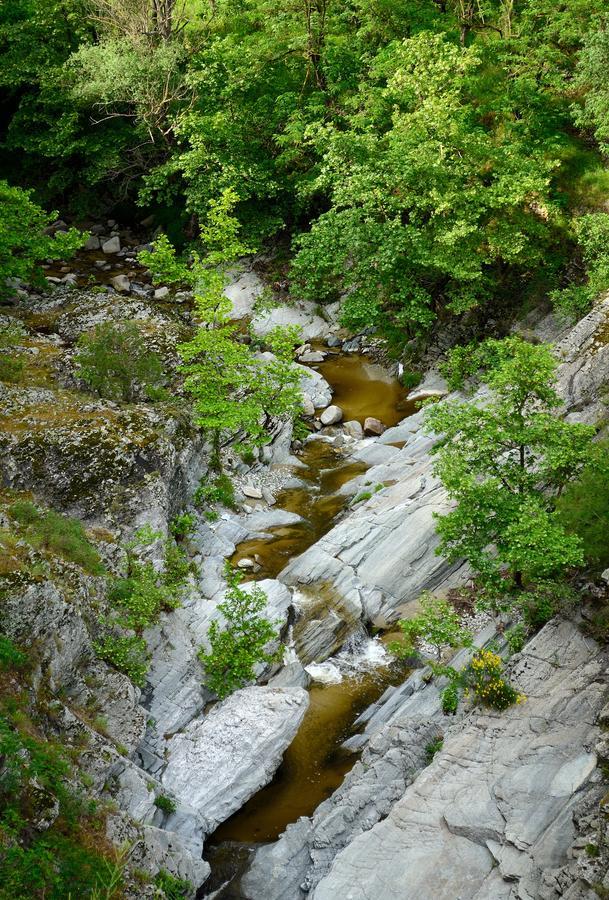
[93, 634, 149, 687]
[441, 682, 459, 715]
[516, 581, 576, 630]
[154, 794, 177, 815]
[504, 622, 527, 655]
[194, 473, 236, 511]
[198, 567, 281, 699]
[466, 649, 525, 711]
[8, 500, 40, 526]
[425, 737, 443, 761]
[162, 539, 191, 599]
[169, 513, 196, 540]
[389, 593, 473, 662]
[75, 321, 165, 403]
[586, 843, 600, 858]
[154, 869, 193, 899]
[557, 442, 609, 572]
[352, 491, 372, 504]
[0, 323, 25, 383]
[400, 369, 423, 390]
[0, 635, 27, 670]
[109, 567, 168, 632]
[8, 501, 104, 575]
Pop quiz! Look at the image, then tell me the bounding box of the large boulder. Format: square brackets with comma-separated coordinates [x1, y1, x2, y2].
[161, 686, 309, 836]
[224, 266, 264, 319]
[320, 405, 343, 426]
[251, 300, 329, 342]
[102, 235, 121, 254]
[298, 364, 333, 409]
[363, 416, 386, 436]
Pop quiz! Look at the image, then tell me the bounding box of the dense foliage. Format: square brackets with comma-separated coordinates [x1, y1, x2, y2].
[3, 0, 609, 330]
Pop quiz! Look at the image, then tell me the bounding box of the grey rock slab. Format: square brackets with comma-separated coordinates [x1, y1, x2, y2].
[242, 718, 443, 900]
[243, 507, 304, 536]
[154, 286, 170, 300]
[308, 620, 609, 900]
[556, 296, 609, 424]
[161, 686, 309, 835]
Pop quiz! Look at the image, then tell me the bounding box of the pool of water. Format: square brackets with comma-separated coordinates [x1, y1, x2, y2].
[315, 353, 416, 427]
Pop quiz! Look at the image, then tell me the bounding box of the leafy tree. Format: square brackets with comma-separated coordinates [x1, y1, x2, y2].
[389, 592, 473, 661]
[291, 32, 558, 338]
[198, 566, 281, 699]
[140, 189, 302, 458]
[0, 181, 83, 295]
[74, 321, 165, 402]
[425, 337, 595, 595]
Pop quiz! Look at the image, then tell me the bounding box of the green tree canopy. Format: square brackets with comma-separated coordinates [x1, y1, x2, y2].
[425, 337, 595, 593]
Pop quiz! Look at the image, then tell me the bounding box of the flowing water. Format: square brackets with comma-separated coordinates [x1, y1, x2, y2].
[203, 353, 413, 898]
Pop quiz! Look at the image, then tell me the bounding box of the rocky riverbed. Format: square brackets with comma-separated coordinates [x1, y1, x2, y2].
[3, 235, 609, 899]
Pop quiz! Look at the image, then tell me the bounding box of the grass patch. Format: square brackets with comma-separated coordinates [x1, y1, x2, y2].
[7, 501, 105, 575]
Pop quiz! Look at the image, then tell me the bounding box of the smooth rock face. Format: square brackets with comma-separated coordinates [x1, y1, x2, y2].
[280, 409, 466, 626]
[555, 296, 609, 425]
[242, 718, 443, 900]
[320, 404, 343, 425]
[310, 621, 608, 900]
[161, 686, 309, 835]
[154, 286, 170, 300]
[102, 235, 121, 254]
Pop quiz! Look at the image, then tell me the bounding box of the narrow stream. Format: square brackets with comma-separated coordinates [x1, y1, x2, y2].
[203, 353, 413, 898]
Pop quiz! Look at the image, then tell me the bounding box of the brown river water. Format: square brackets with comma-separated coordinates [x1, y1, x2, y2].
[202, 353, 414, 897]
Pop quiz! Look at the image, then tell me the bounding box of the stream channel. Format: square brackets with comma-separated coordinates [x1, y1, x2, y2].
[202, 352, 416, 897]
